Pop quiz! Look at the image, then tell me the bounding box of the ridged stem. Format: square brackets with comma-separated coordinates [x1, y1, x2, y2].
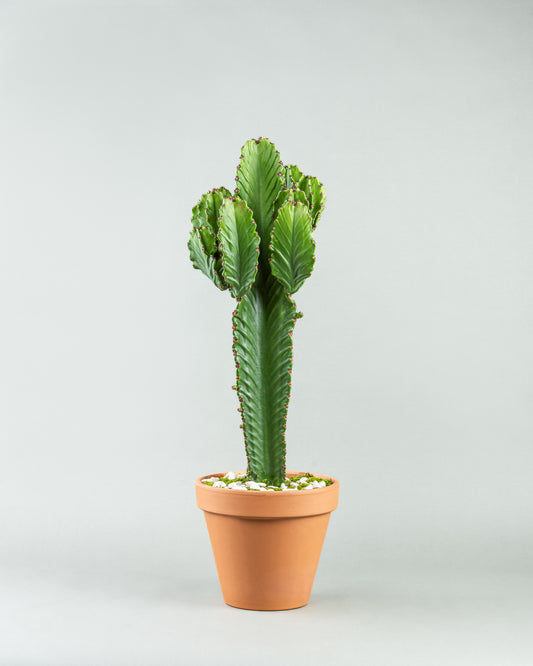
[232, 272, 296, 484]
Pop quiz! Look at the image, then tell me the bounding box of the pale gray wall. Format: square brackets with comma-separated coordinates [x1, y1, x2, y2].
[2, 0, 532, 586]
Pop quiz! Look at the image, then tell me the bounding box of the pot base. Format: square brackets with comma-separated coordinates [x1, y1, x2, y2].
[224, 600, 308, 611]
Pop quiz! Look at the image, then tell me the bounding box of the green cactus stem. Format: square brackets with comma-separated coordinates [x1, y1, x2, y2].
[188, 138, 325, 485]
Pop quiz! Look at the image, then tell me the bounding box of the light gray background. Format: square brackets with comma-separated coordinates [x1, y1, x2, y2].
[1, 1, 532, 664]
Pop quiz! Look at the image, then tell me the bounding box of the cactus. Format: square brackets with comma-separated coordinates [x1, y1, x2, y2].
[188, 138, 325, 486]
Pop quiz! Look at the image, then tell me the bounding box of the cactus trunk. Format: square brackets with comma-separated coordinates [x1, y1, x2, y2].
[233, 273, 297, 484]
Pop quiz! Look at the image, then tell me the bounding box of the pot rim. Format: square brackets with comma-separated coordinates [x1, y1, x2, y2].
[196, 471, 339, 518]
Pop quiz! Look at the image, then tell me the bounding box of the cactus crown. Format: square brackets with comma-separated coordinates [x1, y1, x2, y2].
[188, 138, 325, 485]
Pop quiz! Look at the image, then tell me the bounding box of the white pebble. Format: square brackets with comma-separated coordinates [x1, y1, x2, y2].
[258, 487, 267, 491]
[318, 481, 326, 487]
[299, 477, 308, 483]
[224, 472, 236, 480]
[227, 481, 244, 489]
[246, 481, 261, 490]
[212, 481, 226, 488]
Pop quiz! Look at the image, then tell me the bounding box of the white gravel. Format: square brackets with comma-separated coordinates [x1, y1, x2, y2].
[201, 472, 329, 491]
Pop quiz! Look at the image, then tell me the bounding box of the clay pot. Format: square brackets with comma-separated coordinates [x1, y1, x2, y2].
[195, 471, 339, 611]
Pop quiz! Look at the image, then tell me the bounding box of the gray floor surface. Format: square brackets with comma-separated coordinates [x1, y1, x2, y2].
[1, 564, 532, 666]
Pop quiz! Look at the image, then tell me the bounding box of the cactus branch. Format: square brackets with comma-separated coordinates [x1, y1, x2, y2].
[235, 138, 283, 264]
[188, 226, 225, 290]
[298, 176, 326, 229]
[218, 198, 260, 299]
[270, 201, 316, 295]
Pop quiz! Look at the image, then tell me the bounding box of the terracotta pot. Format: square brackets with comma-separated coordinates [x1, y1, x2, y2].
[196, 471, 339, 611]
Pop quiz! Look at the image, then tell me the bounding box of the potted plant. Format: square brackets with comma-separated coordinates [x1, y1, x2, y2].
[188, 137, 339, 610]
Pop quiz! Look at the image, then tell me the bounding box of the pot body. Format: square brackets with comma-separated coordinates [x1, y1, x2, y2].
[196, 471, 339, 611]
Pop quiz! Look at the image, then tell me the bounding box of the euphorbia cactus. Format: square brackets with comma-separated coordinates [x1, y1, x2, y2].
[188, 138, 325, 486]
